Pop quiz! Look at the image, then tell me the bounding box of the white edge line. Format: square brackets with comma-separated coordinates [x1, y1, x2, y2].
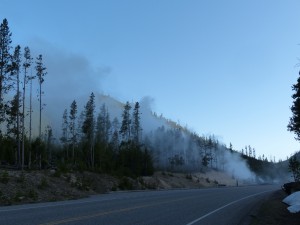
[185, 189, 274, 225]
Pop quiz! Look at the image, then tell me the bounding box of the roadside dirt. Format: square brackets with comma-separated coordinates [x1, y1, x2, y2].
[0, 169, 238, 206]
[249, 190, 300, 225]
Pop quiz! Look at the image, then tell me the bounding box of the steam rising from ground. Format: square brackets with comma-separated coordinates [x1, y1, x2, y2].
[23, 41, 277, 183]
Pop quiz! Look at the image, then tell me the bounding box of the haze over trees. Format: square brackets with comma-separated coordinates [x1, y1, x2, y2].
[0, 18, 289, 182]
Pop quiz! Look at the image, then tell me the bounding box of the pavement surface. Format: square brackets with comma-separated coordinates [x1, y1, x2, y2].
[0, 185, 278, 225]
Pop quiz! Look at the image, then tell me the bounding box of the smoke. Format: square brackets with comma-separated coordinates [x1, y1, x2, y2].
[143, 124, 257, 182]
[221, 150, 255, 181]
[18, 39, 278, 183]
[25, 39, 111, 136]
[139, 96, 167, 133]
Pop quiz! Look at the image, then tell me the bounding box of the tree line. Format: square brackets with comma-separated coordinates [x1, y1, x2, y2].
[0, 18, 153, 177]
[0, 18, 46, 170]
[57, 96, 153, 177]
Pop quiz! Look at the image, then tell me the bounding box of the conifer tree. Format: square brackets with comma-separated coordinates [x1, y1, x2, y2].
[288, 71, 300, 140]
[110, 117, 120, 152]
[0, 18, 12, 126]
[22, 46, 33, 169]
[10, 45, 21, 166]
[120, 101, 131, 141]
[96, 105, 106, 144]
[6, 93, 21, 139]
[35, 54, 47, 138]
[60, 109, 69, 158]
[288, 156, 300, 181]
[132, 102, 142, 144]
[82, 92, 95, 167]
[69, 100, 77, 162]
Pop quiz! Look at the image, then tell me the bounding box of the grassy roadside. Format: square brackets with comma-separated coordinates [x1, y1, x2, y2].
[250, 190, 300, 225]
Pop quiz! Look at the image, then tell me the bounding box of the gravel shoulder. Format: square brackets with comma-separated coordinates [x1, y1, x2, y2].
[249, 190, 300, 225]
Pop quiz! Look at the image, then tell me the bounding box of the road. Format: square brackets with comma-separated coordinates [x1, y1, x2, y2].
[0, 185, 278, 225]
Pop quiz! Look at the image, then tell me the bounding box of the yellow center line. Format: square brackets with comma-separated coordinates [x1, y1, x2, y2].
[39, 196, 194, 225]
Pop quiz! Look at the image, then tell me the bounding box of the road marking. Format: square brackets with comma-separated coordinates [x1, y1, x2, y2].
[0, 198, 110, 213]
[39, 196, 195, 225]
[40, 205, 148, 225]
[185, 189, 274, 225]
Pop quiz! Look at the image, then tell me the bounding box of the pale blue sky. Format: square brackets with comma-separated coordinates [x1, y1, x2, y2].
[1, 0, 300, 160]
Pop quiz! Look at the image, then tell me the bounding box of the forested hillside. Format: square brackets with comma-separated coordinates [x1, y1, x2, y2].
[0, 18, 290, 183]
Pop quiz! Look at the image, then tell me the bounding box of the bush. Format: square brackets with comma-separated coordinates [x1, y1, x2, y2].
[17, 172, 26, 183]
[118, 177, 133, 190]
[38, 177, 49, 189]
[27, 189, 38, 200]
[52, 170, 61, 178]
[0, 170, 9, 184]
[14, 191, 24, 202]
[185, 173, 192, 180]
[76, 175, 93, 191]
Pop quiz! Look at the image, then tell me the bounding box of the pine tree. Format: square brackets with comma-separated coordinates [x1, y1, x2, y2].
[132, 102, 142, 144]
[6, 93, 21, 139]
[96, 104, 111, 145]
[288, 156, 300, 181]
[110, 117, 120, 152]
[35, 54, 47, 138]
[22, 46, 33, 169]
[45, 125, 53, 165]
[60, 109, 69, 159]
[248, 145, 252, 157]
[120, 101, 131, 141]
[69, 100, 77, 162]
[0, 18, 12, 126]
[82, 92, 95, 168]
[10, 45, 21, 167]
[288, 71, 300, 140]
[229, 142, 233, 151]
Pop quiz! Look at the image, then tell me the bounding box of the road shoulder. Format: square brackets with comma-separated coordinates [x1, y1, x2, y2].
[249, 190, 300, 225]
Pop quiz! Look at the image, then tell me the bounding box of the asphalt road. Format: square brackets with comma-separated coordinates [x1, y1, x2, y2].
[0, 185, 278, 225]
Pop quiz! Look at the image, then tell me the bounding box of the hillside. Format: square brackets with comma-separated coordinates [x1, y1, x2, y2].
[0, 168, 241, 206]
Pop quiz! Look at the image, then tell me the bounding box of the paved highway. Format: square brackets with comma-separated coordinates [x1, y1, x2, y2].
[0, 185, 278, 225]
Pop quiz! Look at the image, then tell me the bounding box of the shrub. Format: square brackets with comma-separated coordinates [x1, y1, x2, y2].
[118, 177, 133, 190]
[14, 191, 24, 202]
[38, 177, 49, 189]
[17, 172, 26, 183]
[185, 173, 192, 180]
[27, 189, 38, 200]
[0, 170, 9, 184]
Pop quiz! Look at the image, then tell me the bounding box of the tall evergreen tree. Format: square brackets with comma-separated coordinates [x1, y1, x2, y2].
[69, 100, 77, 162]
[82, 92, 95, 167]
[288, 71, 300, 140]
[10, 45, 21, 166]
[6, 93, 21, 139]
[60, 109, 69, 158]
[132, 102, 142, 144]
[288, 156, 300, 182]
[22, 46, 33, 169]
[110, 117, 120, 152]
[96, 104, 111, 144]
[0, 18, 12, 126]
[120, 101, 131, 141]
[35, 54, 46, 138]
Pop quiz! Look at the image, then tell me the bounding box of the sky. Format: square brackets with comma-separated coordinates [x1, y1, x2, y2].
[1, 0, 300, 160]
